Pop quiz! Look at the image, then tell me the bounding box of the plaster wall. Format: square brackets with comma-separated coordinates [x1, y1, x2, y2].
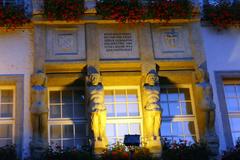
[201, 27, 240, 151]
[0, 30, 33, 158]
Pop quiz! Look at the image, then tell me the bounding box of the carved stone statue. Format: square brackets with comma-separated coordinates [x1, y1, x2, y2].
[196, 67, 216, 135]
[30, 70, 48, 159]
[143, 70, 162, 153]
[86, 66, 107, 153]
[196, 65, 219, 155]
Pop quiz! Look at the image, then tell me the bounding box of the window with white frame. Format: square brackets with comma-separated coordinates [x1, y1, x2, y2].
[160, 86, 199, 143]
[104, 87, 142, 145]
[0, 87, 15, 147]
[223, 81, 240, 145]
[48, 88, 88, 149]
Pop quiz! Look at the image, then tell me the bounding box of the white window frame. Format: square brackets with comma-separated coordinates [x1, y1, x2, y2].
[105, 86, 144, 144]
[0, 86, 16, 145]
[222, 79, 240, 146]
[160, 84, 200, 142]
[48, 87, 88, 149]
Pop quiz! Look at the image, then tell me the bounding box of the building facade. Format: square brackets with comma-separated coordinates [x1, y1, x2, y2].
[0, 0, 239, 159]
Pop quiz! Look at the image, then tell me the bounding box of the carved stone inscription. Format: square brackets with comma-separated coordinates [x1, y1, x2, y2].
[104, 33, 133, 52]
[99, 25, 139, 59]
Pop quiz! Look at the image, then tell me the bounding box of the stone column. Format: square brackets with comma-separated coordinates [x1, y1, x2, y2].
[142, 69, 162, 155]
[86, 66, 107, 154]
[195, 63, 219, 155]
[30, 25, 48, 159]
[30, 70, 48, 160]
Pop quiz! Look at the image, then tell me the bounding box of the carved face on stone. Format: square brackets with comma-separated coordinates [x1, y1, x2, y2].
[146, 72, 158, 86]
[31, 72, 47, 86]
[89, 73, 100, 86]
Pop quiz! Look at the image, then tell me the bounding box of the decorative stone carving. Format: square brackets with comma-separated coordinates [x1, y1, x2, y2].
[86, 66, 107, 154]
[46, 26, 86, 61]
[143, 70, 162, 154]
[196, 64, 219, 154]
[30, 70, 48, 160]
[152, 26, 192, 59]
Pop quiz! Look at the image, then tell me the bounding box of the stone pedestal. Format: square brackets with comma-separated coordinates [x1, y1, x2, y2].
[30, 140, 48, 160]
[94, 140, 107, 154]
[145, 137, 162, 156]
[205, 133, 219, 156]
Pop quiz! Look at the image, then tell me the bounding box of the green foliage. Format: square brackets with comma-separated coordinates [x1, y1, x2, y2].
[203, 1, 240, 29]
[43, 145, 94, 160]
[0, 5, 30, 30]
[161, 139, 212, 160]
[96, 0, 195, 23]
[0, 145, 19, 160]
[222, 139, 240, 160]
[43, 0, 85, 21]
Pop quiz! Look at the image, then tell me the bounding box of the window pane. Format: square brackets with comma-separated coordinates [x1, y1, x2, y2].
[167, 88, 178, 101]
[181, 102, 193, 115]
[0, 124, 12, 138]
[50, 105, 61, 118]
[226, 98, 239, 112]
[63, 140, 74, 149]
[172, 122, 184, 136]
[108, 138, 116, 145]
[224, 85, 236, 97]
[105, 90, 114, 103]
[75, 139, 88, 149]
[106, 104, 114, 117]
[236, 85, 240, 97]
[232, 132, 240, 146]
[160, 88, 167, 101]
[161, 102, 169, 116]
[118, 124, 128, 137]
[75, 124, 86, 138]
[130, 123, 140, 135]
[169, 102, 181, 116]
[115, 90, 126, 102]
[62, 90, 73, 103]
[179, 88, 190, 101]
[230, 118, 240, 132]
[116, 104, 127, 116]
[127, 90, 138, 102]
[128, 103, 139, 116]
[1, 104, 13, 117]
[161, 122, 171, 136]
[106, 124, 116, 137]
[50, 125, 61, 139]
[74, 91, 84, 103]
[62, 104, 73, 118]
[1, 90, 13, 103]
[0, 140, 12, 147]
[63, 125, 73, 138]
[74, 103, 85, 118]
[50, 91, 60, 103]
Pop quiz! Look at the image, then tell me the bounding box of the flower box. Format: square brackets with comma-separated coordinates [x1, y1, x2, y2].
[0, 4, 30, 30]
[202, 1, 240, 29]
[96, 0, 195, 23]
[43, 0, 85, 21]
